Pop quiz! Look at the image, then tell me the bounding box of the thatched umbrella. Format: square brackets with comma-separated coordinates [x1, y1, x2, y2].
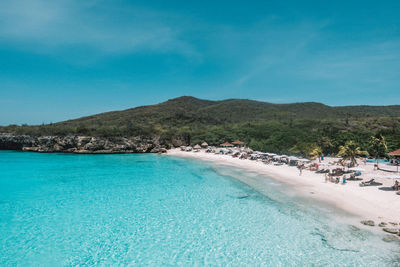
[193, 144, 201, 150]
[201, 142, 208, 148]
[348, 167, 366, 172]
[244, 147, 253, 153]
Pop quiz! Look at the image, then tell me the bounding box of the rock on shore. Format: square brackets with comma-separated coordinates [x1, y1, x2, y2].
[360, 220, 375, 227]
[0, 133, 168, 154]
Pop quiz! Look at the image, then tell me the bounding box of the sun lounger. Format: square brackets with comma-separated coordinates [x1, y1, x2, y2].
[347, 177, 363, 181]
[359, 179, 383, 187]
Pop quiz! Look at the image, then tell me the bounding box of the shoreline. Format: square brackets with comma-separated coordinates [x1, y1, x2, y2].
[167, 148, 400, 228]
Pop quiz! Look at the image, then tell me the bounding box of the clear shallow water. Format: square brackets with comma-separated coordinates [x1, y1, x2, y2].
[366, 159, 391, 164]
[0, 151, 399, 266]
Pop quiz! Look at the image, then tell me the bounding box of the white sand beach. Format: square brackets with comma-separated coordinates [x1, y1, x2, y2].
[167, 148, 400, 226]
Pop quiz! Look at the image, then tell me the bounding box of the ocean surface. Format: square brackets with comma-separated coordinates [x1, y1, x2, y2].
[0, 151, 399, 266]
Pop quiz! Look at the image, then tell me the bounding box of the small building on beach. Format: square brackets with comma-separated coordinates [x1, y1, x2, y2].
[232, 140, 245, 147]
[220, 142, 234, 148]
[389, 149, 400, 158]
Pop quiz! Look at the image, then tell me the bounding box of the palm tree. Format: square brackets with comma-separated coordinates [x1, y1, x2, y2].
[290, 142, 322, 160]
[369, 135, 388, 167]
[309, 146, 323, 162]
[337, 141, 368, 167]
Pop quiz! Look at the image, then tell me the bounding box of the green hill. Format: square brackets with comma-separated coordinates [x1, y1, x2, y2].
[1, 96, 400, 155]
[50, 96, 400, 126]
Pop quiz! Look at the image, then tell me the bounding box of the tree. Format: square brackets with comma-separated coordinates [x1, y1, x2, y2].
[290, 142, 322, 159]
[368, 134, 388, 162]
[177, 126, 193, 145]
[337, 141, 368, 167]
[309, 146, 323, 161]
[318, 136, 334, 155]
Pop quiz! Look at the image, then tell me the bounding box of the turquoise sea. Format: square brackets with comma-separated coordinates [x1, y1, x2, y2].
[0, 151, 399, 266]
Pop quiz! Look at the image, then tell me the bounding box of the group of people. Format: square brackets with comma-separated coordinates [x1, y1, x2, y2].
[285, 155, 399, 191]
[324, 172, 347, 184]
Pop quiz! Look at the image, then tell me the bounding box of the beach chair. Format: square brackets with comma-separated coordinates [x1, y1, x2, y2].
[359, 179, 383, 187]
[347, 176, 363, 181]
[348, 173, 363, 181]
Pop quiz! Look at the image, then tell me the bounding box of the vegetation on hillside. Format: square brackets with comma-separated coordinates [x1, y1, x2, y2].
[1, 96, 400, 157]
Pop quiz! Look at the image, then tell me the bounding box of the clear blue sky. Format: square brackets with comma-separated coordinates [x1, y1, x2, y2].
[1, 0, 399, 125]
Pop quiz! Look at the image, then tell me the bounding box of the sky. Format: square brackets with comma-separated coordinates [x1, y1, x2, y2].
[1, 0, 400, 125]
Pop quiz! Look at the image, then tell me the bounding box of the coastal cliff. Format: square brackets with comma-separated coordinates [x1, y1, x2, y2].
[0, 133, 170, 154]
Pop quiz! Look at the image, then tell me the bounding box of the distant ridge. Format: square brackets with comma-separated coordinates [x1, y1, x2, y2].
[53, 96, 400, 128]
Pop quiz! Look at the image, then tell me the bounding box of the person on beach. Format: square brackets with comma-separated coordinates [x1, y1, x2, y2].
[342, 176, 347, 184]
[393, 180, 399, 191]
[299, 165, 303, 176]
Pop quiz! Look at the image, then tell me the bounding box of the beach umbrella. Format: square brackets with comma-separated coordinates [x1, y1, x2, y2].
[329, 165, 345, 170]
[244, 148, 253, 153]
[348, 167, 366, 172]
[298, 159, 310, 162]
[365, 173, 394, 179]
[377, 174, 400, 184]
[385, 174, 400, 179]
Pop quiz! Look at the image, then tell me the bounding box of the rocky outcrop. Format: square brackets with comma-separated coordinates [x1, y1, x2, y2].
[0, 133, 169, 154]
[383, 235, 400, 243]
[383, 228, 399, 235]
[171, 136, 188, 148]
[360, 220, 375, 227]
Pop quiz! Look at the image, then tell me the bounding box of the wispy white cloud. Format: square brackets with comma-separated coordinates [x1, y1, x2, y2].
[0, 0, 197, 57]
[295, 40, 400, 90]
[215, 19, 400, 98]
[214, 19, 329, 87]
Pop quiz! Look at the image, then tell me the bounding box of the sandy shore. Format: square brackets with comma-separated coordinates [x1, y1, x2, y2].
[167, 149, 400, 225]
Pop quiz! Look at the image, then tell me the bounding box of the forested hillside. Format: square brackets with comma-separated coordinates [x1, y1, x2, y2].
[1, 96, 400, 156]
